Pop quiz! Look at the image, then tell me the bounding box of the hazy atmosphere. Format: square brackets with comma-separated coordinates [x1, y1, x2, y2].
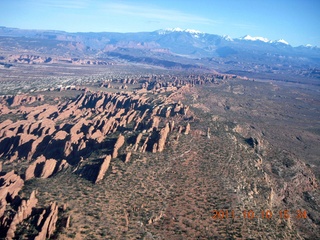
[1, 0, 320, 46]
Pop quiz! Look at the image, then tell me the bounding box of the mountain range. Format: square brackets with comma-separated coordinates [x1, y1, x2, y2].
[0, 26, 319, 82]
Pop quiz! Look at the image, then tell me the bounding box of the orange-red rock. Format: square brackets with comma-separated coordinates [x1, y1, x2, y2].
[133, 133, 143, 151]
[40, 159, 57, 178]
[25, 155, 46, 180]
[112, 134, 125, 158]
[6, 190, 38, 239]
[0, 170, 24, 201]
[35, 202, 59, 240]
[185, 123, 191, 135]
[157, 123, 170, 152]
[125, 152, 132, 163]
[95, 155, 111, 183]
[53, 130, 68, 141]
[57, 159, 69, 172]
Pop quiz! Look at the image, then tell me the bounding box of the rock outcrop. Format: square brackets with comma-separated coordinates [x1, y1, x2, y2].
[95, 155, 112, 183]
[112, 134, 125, 158]
[157, 123, 170, 152]
[0, 170, 24, 203]
[133, 133, 143, 151]
[185, 123, 191, 135]
[35, 202, 59, 240]
[25, 155, 46, 180]
[125, 152, 132, 163]
[0, 171, 24, 222]
[0, 88, 191, 164]
[7, 94, 44, 107]
[6, 190, 38, 240]
[25, 156, 58, 180]
[40, 159, 57, 178]
[0, 76, 201, 237]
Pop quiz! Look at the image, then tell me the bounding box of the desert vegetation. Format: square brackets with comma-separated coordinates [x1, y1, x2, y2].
[0, 67, 319, 239]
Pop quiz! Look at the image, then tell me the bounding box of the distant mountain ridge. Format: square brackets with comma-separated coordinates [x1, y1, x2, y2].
[158, 28, 293, 46]
[0, 26, 319, 81]
[0, 26, 317, 48]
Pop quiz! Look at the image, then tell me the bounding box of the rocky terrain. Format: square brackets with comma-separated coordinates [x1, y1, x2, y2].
[0, 70, 319, 239]
[0, 26, 319, 239]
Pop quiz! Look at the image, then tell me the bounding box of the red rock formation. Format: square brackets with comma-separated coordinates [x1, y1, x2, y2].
[0, 171, 24, 221]
[126, 110, 137, 124]
[133, 118, 142, 131]
[182, 106, 189, 115]
[17, 133, 37, 146]
[53, 130, 68, 141]
[95, 94, 106, 109]
[89, 130, 104, 143]
[0, 170, 24, 202]
[151, 106, 160, 116]
[112, 134, 125, 158]
[173, 101, 182, 114]
[133, 133, 143, 151]
[185, 123, 191, 135]
[125, 152, 132, 163]
[35, 202, 59, 240]
[65, 215, 71, 228]
[9, 94, 44, 107]
[25, 155, 46, 180]
[37, 209, 46, 227]
[40, 159, 57, 178]
[9, 151, 18, 162]
[101, 117, 116, 135]
[140, 137, 149, 153]
[76, 139, 87, 152]
[57, 159, 69, 172]
[27, 136, 45, 161]
[70, 118, 89, 136]
[157, 123, 170, 152]
[6, 190, 38, 239]
[0, 104, 10, 115]
[36, 105, 58, 120]
[119, 117, 127, 128]
[0, 119, 13, 131]
[152, 143, 158, 153]
[165, 108, 171, 118]
[149, 116, 160, 131]
[64, 140, 73, 158]
[114, 108, 126, 119]
[95, 155, 111, 183]
[55, 108, 75, 121]
[169, 121, 175, 132]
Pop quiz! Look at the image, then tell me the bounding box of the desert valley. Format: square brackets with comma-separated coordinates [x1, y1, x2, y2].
[0, 26, 319, 239]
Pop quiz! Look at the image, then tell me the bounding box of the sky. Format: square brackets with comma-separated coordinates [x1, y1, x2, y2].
[1, 0, 319, 46]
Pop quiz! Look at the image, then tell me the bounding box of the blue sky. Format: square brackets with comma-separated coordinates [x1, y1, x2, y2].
[1, 0, 319, 46]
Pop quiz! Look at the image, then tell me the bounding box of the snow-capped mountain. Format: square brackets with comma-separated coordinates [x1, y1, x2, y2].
[158, 30, 291, 46]
[239, 35, 271, 43]
[157, 28, 204, 35]
[237, 35, 290, 45]
[276, 39, 289, 45]
[223, 35, 234, 41]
